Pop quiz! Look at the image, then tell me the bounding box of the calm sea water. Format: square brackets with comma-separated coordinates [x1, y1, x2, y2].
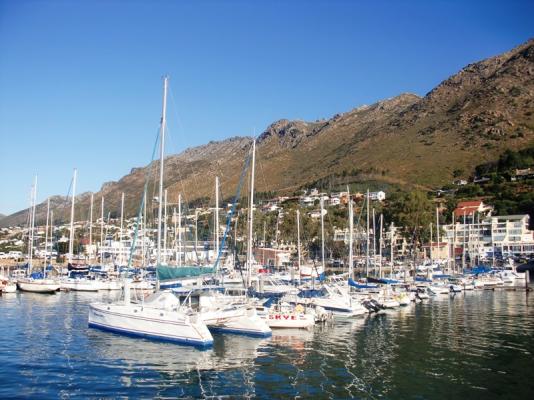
[1, 289, 533, 399]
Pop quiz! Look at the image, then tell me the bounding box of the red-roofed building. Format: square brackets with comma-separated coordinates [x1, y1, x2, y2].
[453, 200, 493, 222]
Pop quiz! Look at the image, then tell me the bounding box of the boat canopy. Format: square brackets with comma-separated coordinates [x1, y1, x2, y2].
[156, 265, 216, 281]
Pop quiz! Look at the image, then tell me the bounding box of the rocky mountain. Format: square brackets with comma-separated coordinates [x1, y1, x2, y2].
[2, 38, 533, 228]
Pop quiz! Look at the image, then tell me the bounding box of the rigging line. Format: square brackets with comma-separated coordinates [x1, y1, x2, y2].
[214, 142, 253, 271]
[126, 127, 161, 271]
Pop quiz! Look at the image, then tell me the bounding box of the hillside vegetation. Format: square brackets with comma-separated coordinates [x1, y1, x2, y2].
[1, 38, 533, 227]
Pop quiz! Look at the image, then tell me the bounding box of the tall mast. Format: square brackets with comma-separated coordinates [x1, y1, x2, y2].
[297, 209, 301, 278]
[119, 192, 124, 265]
[430, 222, 433, 263]
[43, 197, 50, 275]
[365, 189, 370, 276]
[163, 189, 168, 264]
[178, 193, 182, 266]
[68, 169, 77, 264]
[372, 208, 376, 275]
[142, 191, 146, 266]
[390, 222, 394, 278]
[379, 214, 383, 279]
[320, 196, 325, 271]
[100, 196, 104, 263]
[194, 210, 198, 264]
[215, 176, 219, 259]
[50, 210, 54, 266]
[28, 176, 37, 273]
[89, 193, 94, 261]
[436, 207, 440, 249]
[246, 140, 256, 287]
[348, 195, 353, 280]
[157, 75, 168, 266]
[173, 208, 177, 265]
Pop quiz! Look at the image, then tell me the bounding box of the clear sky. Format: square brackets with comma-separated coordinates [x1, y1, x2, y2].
[1, 0, 533, 215]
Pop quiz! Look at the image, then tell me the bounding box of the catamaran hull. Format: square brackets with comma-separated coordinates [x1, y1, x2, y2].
[88, 303, 213, 347]
[17, 279, 60, 293]
[202, 308, 272, 337]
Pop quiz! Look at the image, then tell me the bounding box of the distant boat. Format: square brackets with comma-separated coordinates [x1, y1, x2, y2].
[17, 177, 60, 294]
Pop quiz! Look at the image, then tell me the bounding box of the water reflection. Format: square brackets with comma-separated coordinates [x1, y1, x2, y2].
[1, 289, 534, 398]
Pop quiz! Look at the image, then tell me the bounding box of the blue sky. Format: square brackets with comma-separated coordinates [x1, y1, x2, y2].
[1, 0, 533, 215]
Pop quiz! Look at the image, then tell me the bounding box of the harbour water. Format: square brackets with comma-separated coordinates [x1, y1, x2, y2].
[1, 290, 533, 399]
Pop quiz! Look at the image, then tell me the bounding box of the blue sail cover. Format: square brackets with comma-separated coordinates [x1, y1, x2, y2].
[156, 265, 216, 281]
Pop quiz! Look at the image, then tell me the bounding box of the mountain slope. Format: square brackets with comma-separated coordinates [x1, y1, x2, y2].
[2, 38, 533, 227]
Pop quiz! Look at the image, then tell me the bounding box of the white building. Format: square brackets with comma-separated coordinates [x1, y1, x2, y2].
[444, 214, 534, 258]
[369, 191, 386, 202]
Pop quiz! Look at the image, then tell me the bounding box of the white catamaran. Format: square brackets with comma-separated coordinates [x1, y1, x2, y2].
[88, 76, 214, 347]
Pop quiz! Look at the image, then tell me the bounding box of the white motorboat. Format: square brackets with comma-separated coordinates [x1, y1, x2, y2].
[427, 284, 450, 295]
[257, 302, 315, 329]
[295, 285, 368, 318]
[17, 277, 60, 293]
[192, 291, 272, 337]
[89, 289, 213, 347]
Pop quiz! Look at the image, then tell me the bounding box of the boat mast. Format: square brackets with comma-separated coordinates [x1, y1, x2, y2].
[379, 213, 383, 279]
[163, 189, 168, 264]
[156, 76, 168, 266]
[320, 196, 325, 271]
[27, 177, 37, 274]
[178, 193, 182, 266]
[100, 196, 104, 263]
[120, 192, 124, 265]
[173, 208, 177, 265]
[348, 194, 353, 280]
[50, 211, 54, 266]
[43, 197, 50, 276]
[365, 189, 370, 277]
[390, 222, 394, 279]
[372, 208, 376, 275]
[297, 209, 301, 280]
[246, 140, 256, 287]
[68, 169, 77, 264]
[89, 193, 93, 261]
[436, 207, 440, 266]
[215, 176, 219, 260]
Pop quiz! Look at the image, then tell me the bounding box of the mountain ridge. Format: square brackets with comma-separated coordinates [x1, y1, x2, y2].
[1, 38, 533, 228]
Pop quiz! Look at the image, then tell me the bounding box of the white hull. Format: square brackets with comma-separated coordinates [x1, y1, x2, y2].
[61, 279, 100, 292]
[1, 282, 17, 293]
[17, 279, 60, 293]
[88, 302, 213, 347]
[98, 280, 123, 291]
[202, 307, 272, 336]
[264, 312, 315, 329]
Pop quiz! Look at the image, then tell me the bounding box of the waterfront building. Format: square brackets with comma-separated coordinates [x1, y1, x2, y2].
[443, 214, 534, 259]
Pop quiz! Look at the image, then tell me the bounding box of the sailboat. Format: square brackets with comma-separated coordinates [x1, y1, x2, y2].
[88, 76, 213, 347]
[169, 145, 272, 337]
[17, 177, 61, 293]
[60, 169, 102, 292]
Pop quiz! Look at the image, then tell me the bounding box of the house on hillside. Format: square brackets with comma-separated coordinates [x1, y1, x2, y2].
[369, 191, 386, 202]
[453, 200, 493, 223]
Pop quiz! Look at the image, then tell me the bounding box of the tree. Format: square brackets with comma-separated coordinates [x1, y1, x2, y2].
[389, 191, 433, 264]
